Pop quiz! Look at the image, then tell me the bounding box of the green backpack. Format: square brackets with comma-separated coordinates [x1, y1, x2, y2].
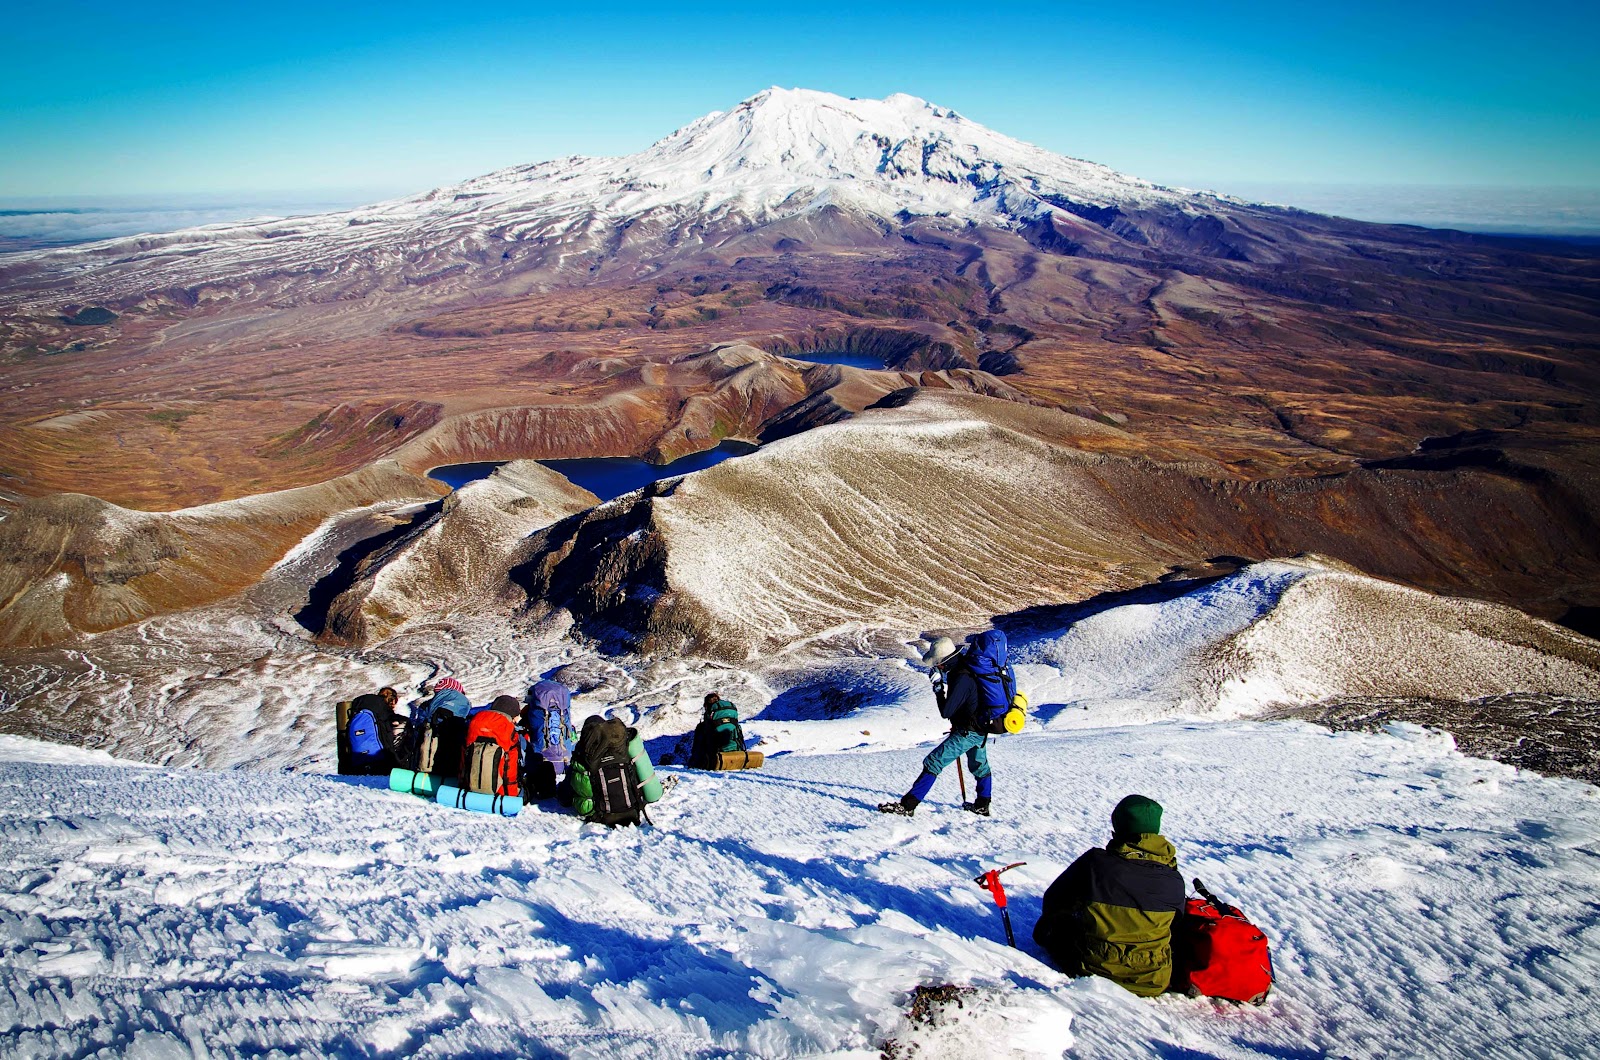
[706, 700, 744, 754]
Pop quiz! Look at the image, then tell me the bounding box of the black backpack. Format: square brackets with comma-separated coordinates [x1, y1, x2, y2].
[523, 758, 560, 801]
[416, 712, 467, 778]
[574, 716, 643, 827]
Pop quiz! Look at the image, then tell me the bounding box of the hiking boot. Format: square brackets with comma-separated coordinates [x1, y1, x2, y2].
[877, 799, 916, 816]
[962, 800, 991, 817]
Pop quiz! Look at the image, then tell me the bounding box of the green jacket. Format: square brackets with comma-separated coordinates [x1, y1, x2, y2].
[1033, 833, 1185, 997]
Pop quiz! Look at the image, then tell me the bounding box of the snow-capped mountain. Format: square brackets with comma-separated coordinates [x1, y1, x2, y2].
[3, 87, 1597, 666]
[441, 86, 1193, 228]
[0, 88, 1217, 309]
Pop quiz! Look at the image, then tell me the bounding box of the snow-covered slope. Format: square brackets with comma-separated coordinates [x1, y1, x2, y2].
[2, 718, 1596, 1058]
[1011, 559, 1600, 728]
[0, 89, 1204, 308]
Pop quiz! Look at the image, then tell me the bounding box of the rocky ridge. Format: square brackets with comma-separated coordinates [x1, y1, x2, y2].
[0, 462, 440, 646]
[507, 392, 1600, 660]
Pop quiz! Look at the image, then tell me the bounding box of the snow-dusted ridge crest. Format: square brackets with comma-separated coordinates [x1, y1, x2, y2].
[0, 88, 1209, 302]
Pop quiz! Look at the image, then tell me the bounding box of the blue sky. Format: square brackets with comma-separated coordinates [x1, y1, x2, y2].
[2, 0, 1596, 199]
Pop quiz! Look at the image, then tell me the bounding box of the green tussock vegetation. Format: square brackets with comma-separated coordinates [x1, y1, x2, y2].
[146, 410, 195, 429]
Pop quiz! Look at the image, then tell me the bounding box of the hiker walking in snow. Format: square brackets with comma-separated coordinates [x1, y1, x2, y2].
[878, 634, 1001, 817]
[1032, 794, 1185, 997]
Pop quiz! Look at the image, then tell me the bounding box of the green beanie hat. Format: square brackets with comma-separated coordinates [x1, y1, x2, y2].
[1111, 794, 1164, 838]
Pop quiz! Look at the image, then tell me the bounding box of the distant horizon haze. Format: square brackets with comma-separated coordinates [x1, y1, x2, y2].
[3, 180, 1597, 254]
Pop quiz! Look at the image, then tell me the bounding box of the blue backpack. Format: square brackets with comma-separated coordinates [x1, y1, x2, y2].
[964, 630, 1025, 735]
[347, 707, 384, 758]
[525, 680, 574, 765]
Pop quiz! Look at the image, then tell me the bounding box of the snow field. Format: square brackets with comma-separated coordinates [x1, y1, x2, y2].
[1011, 562, 1306, 723]
[2, 718, 1597, 1059]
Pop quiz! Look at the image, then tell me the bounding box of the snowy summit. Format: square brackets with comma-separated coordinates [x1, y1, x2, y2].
[0, 88, 1203, 305]
[445, 86, 1192, 228]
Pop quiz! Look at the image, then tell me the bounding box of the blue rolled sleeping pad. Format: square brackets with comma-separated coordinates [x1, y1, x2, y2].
[435, 783, 522, 817]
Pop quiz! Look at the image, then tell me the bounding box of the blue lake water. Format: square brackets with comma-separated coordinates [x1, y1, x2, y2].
[427, 461, 508, 490]
[541, 441, 756, 502]
[788, 352, 891, 370]
[427, 441, 757, 502]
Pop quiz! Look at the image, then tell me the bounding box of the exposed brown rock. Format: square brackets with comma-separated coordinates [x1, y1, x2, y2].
[1, 202, 1596, 510]
[0, 462, 440, 646]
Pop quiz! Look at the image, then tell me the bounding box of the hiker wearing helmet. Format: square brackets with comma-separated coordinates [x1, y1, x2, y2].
[1032, 794, 1185, 997]
[877, 635, 994, 817]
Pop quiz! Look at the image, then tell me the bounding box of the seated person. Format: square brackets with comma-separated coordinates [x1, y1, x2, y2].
[689, 692, 744, 768]
[1033, 795, 1185, 997]
[522, 679, 574, 800]
[379, 686, 411, 761]
[408, 678, 471, 776]
[422, 677, 471, 721]
[346, 691, 403, 775]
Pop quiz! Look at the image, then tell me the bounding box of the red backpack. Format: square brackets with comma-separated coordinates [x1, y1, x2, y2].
[461, 709, 521, 798]
[1176, 879, 1273, 1004]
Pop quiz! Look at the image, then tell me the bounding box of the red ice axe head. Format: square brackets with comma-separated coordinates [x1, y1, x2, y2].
[974, 862, 1026, 908]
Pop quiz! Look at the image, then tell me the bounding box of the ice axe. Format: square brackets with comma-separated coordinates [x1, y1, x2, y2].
[975, 862, 1026, 947]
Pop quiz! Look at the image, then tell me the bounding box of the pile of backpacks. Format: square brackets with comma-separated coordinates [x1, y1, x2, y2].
[339, 677, 663, 825]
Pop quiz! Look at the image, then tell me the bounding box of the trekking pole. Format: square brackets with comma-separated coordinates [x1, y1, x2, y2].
[974, 862, 1027, 947]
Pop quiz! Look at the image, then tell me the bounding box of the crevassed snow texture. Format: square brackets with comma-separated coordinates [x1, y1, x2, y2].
[1, 721, 1596, 1059]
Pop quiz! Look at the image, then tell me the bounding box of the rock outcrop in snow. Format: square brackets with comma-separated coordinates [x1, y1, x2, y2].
[1209, 557, 1600, 708]
[1010, 558, 1600, 729]
[311, 460, 598, 645]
